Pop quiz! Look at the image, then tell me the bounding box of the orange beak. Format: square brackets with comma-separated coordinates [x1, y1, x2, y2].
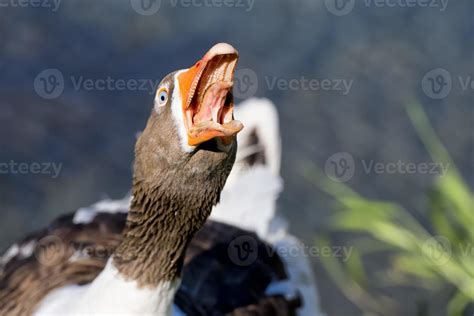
[177, 43, 244, 146]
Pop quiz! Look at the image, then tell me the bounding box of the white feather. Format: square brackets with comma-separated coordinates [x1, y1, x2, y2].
[0, 244, 19, 272]
[212, 166, 282, 238]
[211, 98, 325, 316]
[0, 240, 37, 273]
[18, 240, 36, 258]
[34, 260, 180, 316]
[73, 195, 131, 224]
[234, 97, 282, 175]
[171, 70, 196, 153]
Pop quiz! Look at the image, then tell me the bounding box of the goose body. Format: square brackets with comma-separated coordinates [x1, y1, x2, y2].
[0, 49, 321, 315]
[0, 210, 297, 315]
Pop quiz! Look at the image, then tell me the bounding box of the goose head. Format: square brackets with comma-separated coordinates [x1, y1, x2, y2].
[133, 43, 243, 210]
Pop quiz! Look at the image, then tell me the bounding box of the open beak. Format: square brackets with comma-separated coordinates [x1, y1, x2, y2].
[177, 43, 244, 146]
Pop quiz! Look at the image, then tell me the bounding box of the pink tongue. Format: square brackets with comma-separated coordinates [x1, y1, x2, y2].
[193, 81, 233, 123]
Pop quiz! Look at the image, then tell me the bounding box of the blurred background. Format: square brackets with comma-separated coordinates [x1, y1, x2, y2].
[0, 0, 472, 315]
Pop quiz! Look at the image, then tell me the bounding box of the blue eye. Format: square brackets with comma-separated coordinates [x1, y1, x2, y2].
[157, 89, 168, 106]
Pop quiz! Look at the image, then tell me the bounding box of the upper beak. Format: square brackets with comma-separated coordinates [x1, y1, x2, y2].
[177, 43, 244, 146]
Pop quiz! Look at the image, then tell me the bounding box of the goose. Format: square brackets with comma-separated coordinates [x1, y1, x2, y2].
[0, 44, 306, 316]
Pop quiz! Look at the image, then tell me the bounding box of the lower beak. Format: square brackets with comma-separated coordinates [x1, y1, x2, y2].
[177, 43, 244, 146]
